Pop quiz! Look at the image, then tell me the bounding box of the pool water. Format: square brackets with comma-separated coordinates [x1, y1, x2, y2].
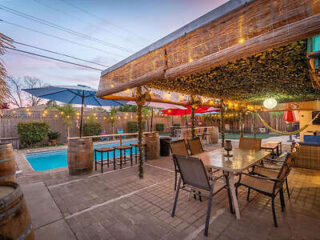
[25, 140, 138, 171]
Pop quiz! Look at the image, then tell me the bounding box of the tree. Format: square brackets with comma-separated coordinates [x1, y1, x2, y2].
[24, 76, 46, 106]
[142, 107, 152, 131]
[119, 104, 136, 112]
[0, 33, 12, 108]
[48, 104, 77, 138]
[5, 76, 46, 108]
[109, 106, 117, 134]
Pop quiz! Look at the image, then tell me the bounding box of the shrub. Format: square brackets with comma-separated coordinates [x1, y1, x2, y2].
[17, 122, 49, 147]
[173, 123, 181, 129]
[127, 121, 146, 133]
[83, 122, 102, 136]
[155, 123, 164, 132]
[48, 130, 60, 140]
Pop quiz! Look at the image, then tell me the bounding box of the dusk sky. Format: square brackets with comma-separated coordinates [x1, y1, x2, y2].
[1, 0, 228, 88]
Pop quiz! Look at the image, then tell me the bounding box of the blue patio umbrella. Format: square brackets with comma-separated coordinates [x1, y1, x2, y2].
[23, 84, 127, 137]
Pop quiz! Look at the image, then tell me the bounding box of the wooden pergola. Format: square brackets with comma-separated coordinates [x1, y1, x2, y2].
[97, 0, 320, 178]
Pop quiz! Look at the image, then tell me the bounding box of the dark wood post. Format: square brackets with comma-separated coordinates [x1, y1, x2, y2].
[136, 87, 144, 179]
[191, 105, 195, 139]
[150, 107, 154, 132]
[221, 100, 225, 147]
[253, 112, 257, 138]
[240, 111, 244, 138]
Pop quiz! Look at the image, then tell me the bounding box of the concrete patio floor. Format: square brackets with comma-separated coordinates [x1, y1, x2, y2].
[17, 141, 320, 240]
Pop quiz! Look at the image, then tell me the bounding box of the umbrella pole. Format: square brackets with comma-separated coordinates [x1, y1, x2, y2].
[80, 93, 84, 138]
[136, 87, 144, 179]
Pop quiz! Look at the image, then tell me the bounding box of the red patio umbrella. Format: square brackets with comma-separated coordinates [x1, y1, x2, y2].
[283, 104, 298, 123]
[162, 106, 219, 115]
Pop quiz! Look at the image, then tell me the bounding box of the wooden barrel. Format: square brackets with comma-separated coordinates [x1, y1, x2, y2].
[0, 143, 16, 183]
[143, 132, 160, 160]
[0, 182, 34, 240]
[67, 138, 94, 175]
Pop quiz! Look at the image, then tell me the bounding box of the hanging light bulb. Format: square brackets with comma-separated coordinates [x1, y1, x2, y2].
[263, 98, 277, 109]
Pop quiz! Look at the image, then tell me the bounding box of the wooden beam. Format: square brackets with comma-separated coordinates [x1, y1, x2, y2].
[96, 67, 165, 98]
[101, 95, 188, 106]
[165, 14, 320, 79]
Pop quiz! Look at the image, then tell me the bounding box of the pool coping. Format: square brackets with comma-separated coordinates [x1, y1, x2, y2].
[16, 138, 138, 176]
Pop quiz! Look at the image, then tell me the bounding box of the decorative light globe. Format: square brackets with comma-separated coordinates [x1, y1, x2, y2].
[263, 98, 277, 109]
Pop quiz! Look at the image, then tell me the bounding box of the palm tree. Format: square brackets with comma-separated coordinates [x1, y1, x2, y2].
[109, 106, 117, 134]
[0, 33, 13, 110]
[48, 104, 77, 138]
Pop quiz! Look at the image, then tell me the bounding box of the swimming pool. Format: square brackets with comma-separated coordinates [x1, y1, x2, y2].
[25, 140, 138, 171]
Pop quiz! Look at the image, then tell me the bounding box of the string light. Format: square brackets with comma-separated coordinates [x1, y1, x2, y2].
[238, 38, 245, 44]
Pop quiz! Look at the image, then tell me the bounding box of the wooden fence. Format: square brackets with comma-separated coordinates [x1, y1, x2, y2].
[0, 109, 288, 148]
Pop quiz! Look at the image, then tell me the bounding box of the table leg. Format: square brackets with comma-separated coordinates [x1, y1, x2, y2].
[101, 151, 103, 173]
[229, 173, 240, 219]
[107, 151, 110, 168]
[94, 150, 97, 171]
[113, 149, 116, 170]
[224, 172, 234, 214]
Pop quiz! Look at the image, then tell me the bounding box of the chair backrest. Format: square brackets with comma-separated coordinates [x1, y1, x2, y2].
[274, 152, 296, 191]
[188, 137, 204, 155]
[170, 140, 189, 156]
[239, 137, 261, 151]
[173, 154, 211, 191]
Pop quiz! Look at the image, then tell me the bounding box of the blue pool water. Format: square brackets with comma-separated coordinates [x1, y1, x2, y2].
[25, 140, 138, 171]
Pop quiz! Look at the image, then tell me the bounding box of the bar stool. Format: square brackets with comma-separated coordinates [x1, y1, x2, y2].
[114, 145, 133, 168]
[94, 147, 115, 173]
[130, 143, 147, 163]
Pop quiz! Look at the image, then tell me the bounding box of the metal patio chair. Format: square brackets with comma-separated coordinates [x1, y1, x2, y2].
[236, 152, 295, 227]
[252, 144, 299, 198]
[187, 137, 204, 155]
[239, 137, 262, 151]
[169, 140, 189, 190]
[188, 137, 221, 180]
[171, 154, 228, 237]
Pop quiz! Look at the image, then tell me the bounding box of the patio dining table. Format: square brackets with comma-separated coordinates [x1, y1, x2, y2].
[193, 148, 270, 219]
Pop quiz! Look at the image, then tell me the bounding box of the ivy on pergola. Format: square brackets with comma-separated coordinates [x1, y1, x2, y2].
[148, 40, 320, 104]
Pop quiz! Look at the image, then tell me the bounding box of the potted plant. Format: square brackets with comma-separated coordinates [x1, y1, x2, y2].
[47, 131, 60, 146]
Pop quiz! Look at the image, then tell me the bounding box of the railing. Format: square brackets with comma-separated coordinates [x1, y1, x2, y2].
[68, 131, 158, 146]
[174, 126, 217, 139]
[0, 137, 20, 149]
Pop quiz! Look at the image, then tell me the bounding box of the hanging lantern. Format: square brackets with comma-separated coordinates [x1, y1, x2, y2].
[263, 98, 277, 109]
